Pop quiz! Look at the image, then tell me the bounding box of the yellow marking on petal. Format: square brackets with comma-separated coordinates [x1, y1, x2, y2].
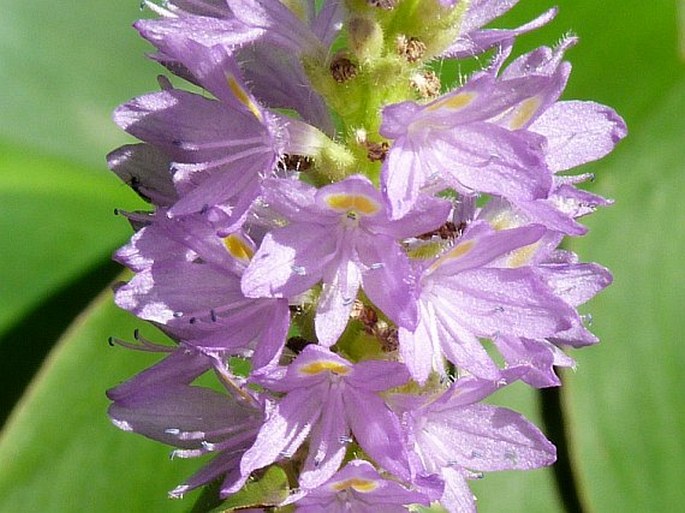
[331, 478, 378, 493]
[488, 211, 524, 232]
[509, 96, 542, 129]
[490, 216, 513, 232]
[300, 360, 350, 376]
[223, 234, 254, 262]
[428, 240, 476, 272]
[427, 91, 476, 112]
[444, 240, 475, 260]
[226, 74, 263, 122]
[324, 194, 381, 216]
[507, 243, 539, 268]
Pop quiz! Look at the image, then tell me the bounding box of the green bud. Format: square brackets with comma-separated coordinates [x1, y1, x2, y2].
[348, 15, 385, 63]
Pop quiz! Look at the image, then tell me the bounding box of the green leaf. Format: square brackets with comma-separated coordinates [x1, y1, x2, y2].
[209, 466, 290, 512]
[0, 0, 161, 168]
[0, 142, 141, 335]
[564, 76, 685, 512]
[0, 290, 204, 513]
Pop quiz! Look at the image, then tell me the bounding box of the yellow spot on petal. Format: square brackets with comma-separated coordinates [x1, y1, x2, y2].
[428, 240, 476, 272]
[300, 360, 350, 376]
[509, 96, 542, 130]
[223, 234, 254, 262]
[427, 91, 476, 112]
[507, 243, 538, 268]
[331, 478, 378, 493]
[487, 210, 526, 232]
[444, 239, 475, 260]
[227, 74, 263, 122]
[324, 194, 381, 216]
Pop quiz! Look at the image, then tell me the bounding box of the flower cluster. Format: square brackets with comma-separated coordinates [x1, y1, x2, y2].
[107, 1, 625, 511]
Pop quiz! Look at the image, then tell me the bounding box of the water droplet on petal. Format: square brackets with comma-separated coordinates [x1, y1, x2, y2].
[291, 265, 306, 276]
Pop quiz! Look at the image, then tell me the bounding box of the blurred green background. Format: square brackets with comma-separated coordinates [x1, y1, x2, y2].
[0, 1, 683, 512]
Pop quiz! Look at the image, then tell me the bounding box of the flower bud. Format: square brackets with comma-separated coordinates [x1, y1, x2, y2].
[348, 15, 384, 63]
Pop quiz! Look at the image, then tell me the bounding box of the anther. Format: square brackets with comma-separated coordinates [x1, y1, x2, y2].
[417, 221, 459, 240]
[330, 55, 358, 83]
[365, 141, 389, 162]
[396, 35, 427, 63]
[367, 0, 397, 9]
[411, 70, 442, 99]
[278, 154, 313, 173]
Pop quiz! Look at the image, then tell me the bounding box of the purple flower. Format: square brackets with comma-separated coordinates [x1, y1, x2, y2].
[241, 175, 451, 346]
[488, 42, 628, 235]
[442, 1, 558, 58]
[291, 459, 429, 512]
[381, 39, 626, 226]
[105, 1, 624, 509]
[240, 345, 411, 489]
[108, 346, 263, 498]
[396, 371, 556, 513]
[114, 214, 290, 370]
[380, 49, 553, 220]
[136, 0, 339, 133]
[399, 221, 577, 383]
[108, 143, 178, 207]
[112, 37, 331, 229]
[471, 200, 614, 385]
[494, 257, 612, 387]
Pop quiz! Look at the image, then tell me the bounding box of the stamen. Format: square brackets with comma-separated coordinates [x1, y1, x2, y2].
[330, 55, 358, 83]
[411, 70, 442, 99]
[396, 35, 427, 63]
[365, 141, 389, 162]
[367, 0, 397, 9]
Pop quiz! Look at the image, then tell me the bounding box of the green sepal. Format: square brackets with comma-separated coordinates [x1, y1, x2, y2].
[207, 466, 290, 512]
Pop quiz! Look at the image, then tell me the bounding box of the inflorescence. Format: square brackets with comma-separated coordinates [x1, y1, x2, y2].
[106, 1, 626, 511]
